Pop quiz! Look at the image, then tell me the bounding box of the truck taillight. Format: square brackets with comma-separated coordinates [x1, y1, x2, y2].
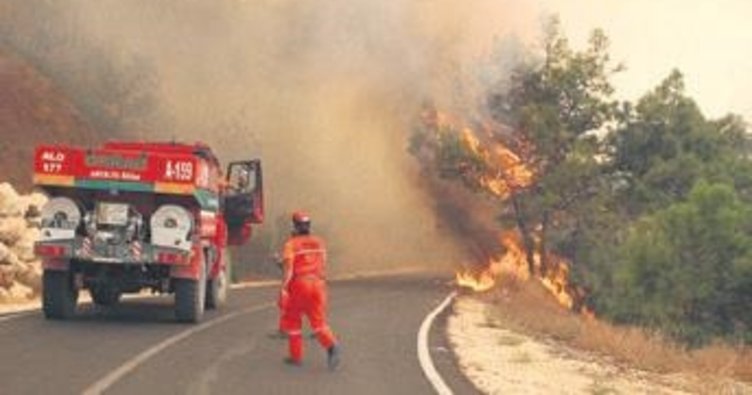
[35, 244, 67, 257]
[157, 251, 188, 264]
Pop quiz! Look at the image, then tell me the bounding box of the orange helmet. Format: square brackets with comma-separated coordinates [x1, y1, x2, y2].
[292, 211, 311, 235]
[292, 211, 310, 224]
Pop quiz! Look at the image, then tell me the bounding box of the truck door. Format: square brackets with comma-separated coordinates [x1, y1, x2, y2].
[224, 160, 264, 245]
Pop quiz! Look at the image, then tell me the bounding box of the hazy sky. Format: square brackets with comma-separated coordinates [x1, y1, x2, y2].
[515, 1, 752, 120]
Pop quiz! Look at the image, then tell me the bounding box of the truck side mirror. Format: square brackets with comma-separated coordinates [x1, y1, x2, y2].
[225, 160, 264, 245]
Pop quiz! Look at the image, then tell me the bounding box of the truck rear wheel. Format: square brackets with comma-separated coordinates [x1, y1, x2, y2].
[174, 255, 206, 323]
[90, 286, 122, 306]
[43, 270, 78, 320]
[205, 257, 230, 310]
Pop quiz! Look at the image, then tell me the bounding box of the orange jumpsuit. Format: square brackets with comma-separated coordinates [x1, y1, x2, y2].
[280, 234, 337, 362]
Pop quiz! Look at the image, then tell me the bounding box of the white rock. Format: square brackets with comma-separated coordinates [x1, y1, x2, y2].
[0, 184, 45, 303]
[15, 263, 41, 296]
[0, 242, 9, 263]
[0, 183, 23, 217]
[7, 282, 32, 301]
[19, 192, 47, 215]
[14, 229, 39, 262]
[0, 265, 14, 288]
[0, 217, 27, 245]
[0, 287, 9, 302]
[2, 251, 21, 268]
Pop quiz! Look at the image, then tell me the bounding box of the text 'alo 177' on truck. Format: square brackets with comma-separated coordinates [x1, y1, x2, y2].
[33, 141, 264, 323]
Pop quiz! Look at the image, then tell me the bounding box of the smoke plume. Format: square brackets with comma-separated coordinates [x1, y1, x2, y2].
[1, 0, 525, 276]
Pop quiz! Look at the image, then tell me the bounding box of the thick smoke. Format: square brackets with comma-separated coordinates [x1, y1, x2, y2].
[2, 0, 523, 276]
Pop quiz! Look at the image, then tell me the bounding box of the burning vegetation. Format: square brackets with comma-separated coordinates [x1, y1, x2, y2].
[0, 0, 748, 353]
[415, 107, 589, 313]
[413, 17, 752, 350]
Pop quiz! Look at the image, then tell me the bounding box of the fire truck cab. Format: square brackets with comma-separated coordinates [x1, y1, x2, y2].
[33, 141, 263, 322]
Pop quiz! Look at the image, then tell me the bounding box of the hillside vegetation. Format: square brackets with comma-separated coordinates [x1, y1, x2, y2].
[414, 18, 752, 347]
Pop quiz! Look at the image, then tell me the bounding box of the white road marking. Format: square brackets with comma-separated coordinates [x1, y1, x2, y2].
[332, 267, 437, 281]
[0, 301, 41, 316]
[229, 280, 280, 289]
[417, 291, 456, 395]
[82, 302, 274, 395]
[0, 311, 35, 323]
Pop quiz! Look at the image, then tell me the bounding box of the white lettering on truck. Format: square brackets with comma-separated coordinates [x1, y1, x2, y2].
[164, 160, 194, 181]
[41, 151, 65, 173]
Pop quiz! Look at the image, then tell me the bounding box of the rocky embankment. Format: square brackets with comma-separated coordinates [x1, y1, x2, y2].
[0, 47, 96, 305]
[0, 183, 46, 303]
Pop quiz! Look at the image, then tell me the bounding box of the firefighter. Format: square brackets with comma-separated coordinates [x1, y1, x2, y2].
[279, 211, 341, 369]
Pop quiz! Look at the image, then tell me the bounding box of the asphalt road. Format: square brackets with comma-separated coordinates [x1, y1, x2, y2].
[0, 274, 479, 395]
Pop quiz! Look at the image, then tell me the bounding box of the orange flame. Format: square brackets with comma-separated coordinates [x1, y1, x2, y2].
[455, 231, 590, 313]
[458, 127, 534, 199]
[455, 270, 496, 292]
[455, 232, 529, 293]
[425, 111, 590, 315]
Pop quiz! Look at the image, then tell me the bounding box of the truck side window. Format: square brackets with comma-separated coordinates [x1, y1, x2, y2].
[228, 164, 255, 194]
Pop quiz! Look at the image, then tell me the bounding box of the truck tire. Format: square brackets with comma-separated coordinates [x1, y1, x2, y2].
[174, 254, 206, 323]
[205, 258, 229, 310]
[43, 270, 78, 320]
[90, 286, 122, 306]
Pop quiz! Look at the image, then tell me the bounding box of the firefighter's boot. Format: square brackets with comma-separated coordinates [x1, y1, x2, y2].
[327, 344, 341, 371]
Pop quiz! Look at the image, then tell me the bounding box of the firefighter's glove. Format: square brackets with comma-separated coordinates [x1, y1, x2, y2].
[278, 289, 290, 309]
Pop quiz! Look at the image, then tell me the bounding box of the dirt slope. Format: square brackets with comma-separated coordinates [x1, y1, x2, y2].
[0, 49, 97, 191]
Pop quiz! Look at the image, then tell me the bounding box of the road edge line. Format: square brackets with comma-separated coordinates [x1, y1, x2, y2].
[0, 311, 35, 323]
[417, 291, 456, 395]
[82, 302, 274, 395]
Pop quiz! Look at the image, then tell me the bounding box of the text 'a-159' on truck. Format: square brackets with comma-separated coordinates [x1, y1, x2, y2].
[32, 141, 264, 323]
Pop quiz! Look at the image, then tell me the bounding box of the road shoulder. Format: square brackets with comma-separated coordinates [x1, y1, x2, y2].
[447, 296, 697, 395]
[429, 296, 482, 395]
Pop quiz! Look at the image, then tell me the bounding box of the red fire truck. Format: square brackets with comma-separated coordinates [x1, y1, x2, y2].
[33, 141, 263, 322]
